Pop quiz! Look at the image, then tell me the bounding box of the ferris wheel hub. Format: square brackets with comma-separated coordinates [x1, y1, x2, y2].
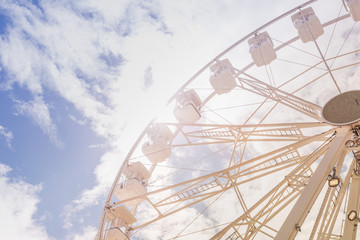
[322, 90, 360, 125]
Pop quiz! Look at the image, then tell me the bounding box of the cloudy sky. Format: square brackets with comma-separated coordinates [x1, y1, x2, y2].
[1, 0, 359, 239]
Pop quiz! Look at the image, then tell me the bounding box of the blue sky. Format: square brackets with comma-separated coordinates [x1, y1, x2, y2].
[0, 0, 235, 239]
[0, 1, 163, 239]
[1, 0, 358, 239]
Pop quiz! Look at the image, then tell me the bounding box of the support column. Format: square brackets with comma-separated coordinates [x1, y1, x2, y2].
[342, 173, 360, 239]
[275, 126, 351, 240]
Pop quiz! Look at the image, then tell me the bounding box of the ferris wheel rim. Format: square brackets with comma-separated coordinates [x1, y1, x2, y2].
[96, 0, 360, 239]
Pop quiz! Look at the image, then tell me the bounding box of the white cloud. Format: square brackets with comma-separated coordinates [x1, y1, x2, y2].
[69, 114, 87, 126]
[14, 96, 63, 147]
[62, 150, 121, 229]
[134, 205, 217, 239]
[88, 143, 107, 149]
[0, 163, 53, 240]
[1, 0, 359, 238]
[67, 225, 98, 240]
[0, 125, 13, 148]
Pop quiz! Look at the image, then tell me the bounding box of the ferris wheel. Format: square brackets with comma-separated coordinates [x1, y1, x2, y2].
[96, 0, 360, 239]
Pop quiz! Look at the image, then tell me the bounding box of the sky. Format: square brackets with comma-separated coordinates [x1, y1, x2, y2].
[0, 0, 359, 240]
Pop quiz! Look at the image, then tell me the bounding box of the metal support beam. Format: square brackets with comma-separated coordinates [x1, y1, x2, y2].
[210, 136, 331, 240]
[343, 173, 360, 239]
[275, 126, 351, 240]
[236, 75, 323, 121]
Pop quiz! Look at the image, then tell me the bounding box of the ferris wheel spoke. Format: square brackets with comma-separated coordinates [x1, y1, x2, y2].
[343, 151, 360, 239]
[210, 136, 332, 240]
[108, 128, 336, 232]
[235, 72, 323, 121]
[311, 153, 354, 240]
[269, 48, 360, 99]
[166, 122, 329, 147]
[96, 1, 360, 239]
[275, 126, 352, 240]
[297, 7, 342, 94]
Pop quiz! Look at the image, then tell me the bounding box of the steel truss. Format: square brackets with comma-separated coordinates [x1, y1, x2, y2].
[96, 0, 360, 239]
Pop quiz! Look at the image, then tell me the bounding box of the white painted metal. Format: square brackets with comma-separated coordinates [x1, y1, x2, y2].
[209, 59, 236, 94]
[105, 228, 129, 240]
[311, 151, 350, 240]
[109, 128, 336, 232]
[235, 73, 323, 121]
[95, 1, 360, 239]
[345, 0, 360, 21]
[275, 127, 351, 240]
[248, 32, 277, 67]
[141, 139, 171, 163]
[114, 179, 147, 207]
[343, 170, 360, 239]
[106, 206, 136, 226]
[291, 7, 324, 43]
[103, 206, 136, 240]
[146, 123, 174, 142]
[141, 123, 173, 163]
[123, 162, 151, 182]
[211, 136, 332, 239]
[174, 89, 202, 123]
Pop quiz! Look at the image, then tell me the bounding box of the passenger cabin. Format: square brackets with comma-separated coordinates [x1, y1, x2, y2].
[142, 124, 173, 163]
[114, 179, 147, 207]
[345, 0, 360, 21]
[209, 59, 236, 94]
[123, 161, 151, 182]
[106, 206, 136, 227]
[291, 7, 324, 43]
[105, 228, 129, 240]
[174, 89, 202, 123]
[142, 140, 171, 163]
[147, 124, 174, 142]
[248, 32, 277, 67]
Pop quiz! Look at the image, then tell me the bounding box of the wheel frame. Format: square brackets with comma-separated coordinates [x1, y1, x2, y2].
[96, 0, 360, 239]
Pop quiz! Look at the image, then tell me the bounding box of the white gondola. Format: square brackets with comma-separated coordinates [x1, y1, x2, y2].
[291, 7, 324, 43]
[105, 228, 129, 240]
[114, 179, 147, 207]
[96, 1, 360, 239]
[345, 0, 360, 21]
[123, 162, 151, 182]
[209, 59, 236, 94]
[174, 89, 202, 123]
[141, 124, 173, 163]
[147, 123, 174, 142]
[248, 32, 277, 67]
[142, 139, 171, 163]
[106, 206, 136, 226]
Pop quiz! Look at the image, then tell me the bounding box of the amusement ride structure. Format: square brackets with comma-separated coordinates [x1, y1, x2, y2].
[96, 0, 360, 239]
